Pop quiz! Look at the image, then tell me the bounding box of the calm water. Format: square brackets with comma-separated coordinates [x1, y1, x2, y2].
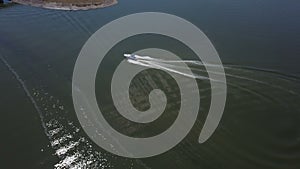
[0, 0, 300, 169]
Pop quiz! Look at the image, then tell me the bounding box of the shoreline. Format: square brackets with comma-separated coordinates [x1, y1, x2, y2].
[12, 0, 118, 10]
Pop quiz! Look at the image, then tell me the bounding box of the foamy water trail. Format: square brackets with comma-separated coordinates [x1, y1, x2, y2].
[127, 57, 282, 101]
[128, 56, 299, 96]
[146, 60, 266, 84]
[135, 55, 223, 68]
[128, 59, 213, 81]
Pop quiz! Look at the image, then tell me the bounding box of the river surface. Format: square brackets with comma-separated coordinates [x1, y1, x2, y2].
[0, 0, 300, 169]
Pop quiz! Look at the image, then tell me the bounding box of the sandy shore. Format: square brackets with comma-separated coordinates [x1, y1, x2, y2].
[12, 0, 118, 10]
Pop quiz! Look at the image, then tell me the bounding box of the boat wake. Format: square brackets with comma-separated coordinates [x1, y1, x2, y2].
[125, 54, 300, 97]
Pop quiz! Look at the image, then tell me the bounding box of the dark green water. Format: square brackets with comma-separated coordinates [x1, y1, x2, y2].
[0, 0, 300, 169]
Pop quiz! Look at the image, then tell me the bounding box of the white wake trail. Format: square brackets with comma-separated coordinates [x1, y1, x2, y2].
[131, 55, 269, 85]
[128, 58, 215, 81]
[128, 55, 298, 96]
[133, 55, 224, 68]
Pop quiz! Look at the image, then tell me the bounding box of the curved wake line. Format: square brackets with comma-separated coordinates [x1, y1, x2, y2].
[0, 56, 50, 137]
[135, 55, 225, 68]
[134, 55, 300, 81]
[128, 59, 220, 82]
[226, 64, 300, 82]
[127, 56, 299, 96]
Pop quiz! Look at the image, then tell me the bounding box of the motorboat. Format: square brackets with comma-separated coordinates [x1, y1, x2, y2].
[124, 54, 138, 60]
